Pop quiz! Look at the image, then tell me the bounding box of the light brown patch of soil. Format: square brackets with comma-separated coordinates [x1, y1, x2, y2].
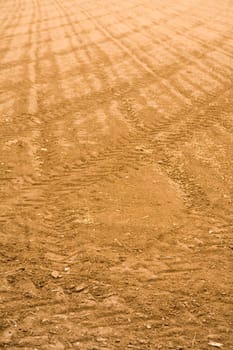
[0, 0, 232, 349]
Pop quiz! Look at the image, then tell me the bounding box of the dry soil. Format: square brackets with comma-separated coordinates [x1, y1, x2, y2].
[0, 0, 233, 349]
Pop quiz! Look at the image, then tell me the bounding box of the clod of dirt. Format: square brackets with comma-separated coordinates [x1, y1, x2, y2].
[0, 327, 16, 344]
[51, 271, 62, 279]
[17, 280, 38, 297]
[208, 341, 223, 348]
[53, 286, 67, 302]
[0, 278, 10, 291]
[20, 315, 36, 331]
[135, 145, 152, 154]
[43, 340, 65, 350]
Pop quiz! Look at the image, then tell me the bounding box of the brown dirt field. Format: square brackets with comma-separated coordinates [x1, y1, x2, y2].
[0, 0, 233, 349]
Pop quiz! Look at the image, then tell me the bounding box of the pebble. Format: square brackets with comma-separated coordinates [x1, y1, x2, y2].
[208, 341, 223, 348]
[51, 271, 62, 279]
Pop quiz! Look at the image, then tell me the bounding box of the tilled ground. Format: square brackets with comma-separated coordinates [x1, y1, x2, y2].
[0, 0, 233, 349]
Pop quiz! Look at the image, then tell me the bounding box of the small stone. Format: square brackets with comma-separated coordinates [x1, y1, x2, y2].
[51, 271, 62, 279]
[194, 237, 204, 245]
[208, 341, 223, 348]
[96, 337, 106, 342]
[74, 284, 87, 292]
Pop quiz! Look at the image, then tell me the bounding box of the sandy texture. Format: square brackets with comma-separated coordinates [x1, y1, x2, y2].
[0, 0, 233, 349]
